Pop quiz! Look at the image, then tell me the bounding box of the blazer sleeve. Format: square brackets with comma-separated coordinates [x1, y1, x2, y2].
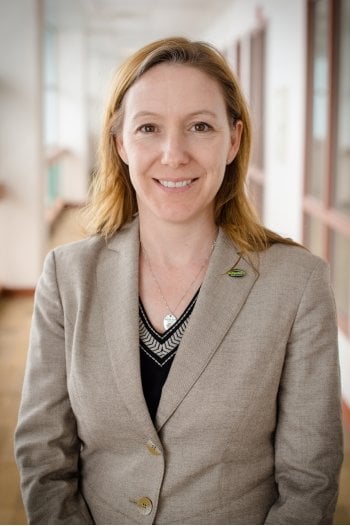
[264, 259, 343, 524]
[14, 250, 94, 525]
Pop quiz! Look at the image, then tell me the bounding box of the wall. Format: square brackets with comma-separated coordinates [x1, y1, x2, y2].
[0, 0, 45, 288]
[56, 30, 88, 203]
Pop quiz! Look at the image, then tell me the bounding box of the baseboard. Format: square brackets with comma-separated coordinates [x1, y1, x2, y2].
[1, 287, 35, 298]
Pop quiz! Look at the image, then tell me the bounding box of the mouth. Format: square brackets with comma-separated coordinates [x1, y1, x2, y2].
[156, 179, 197, 189]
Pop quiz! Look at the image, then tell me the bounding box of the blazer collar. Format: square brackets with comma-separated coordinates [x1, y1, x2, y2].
[156, 230, 259, 431]
[97, 217, 259, 436]
[96, 218, 158, 441]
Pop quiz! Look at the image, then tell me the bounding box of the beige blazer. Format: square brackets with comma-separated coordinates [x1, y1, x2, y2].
[15, 218, 343, 525]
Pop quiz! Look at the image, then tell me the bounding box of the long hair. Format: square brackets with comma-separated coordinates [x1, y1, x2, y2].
[84, 36, 299, 253]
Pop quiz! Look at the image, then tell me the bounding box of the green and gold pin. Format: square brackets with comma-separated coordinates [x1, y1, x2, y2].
[226, 267, 246, 278]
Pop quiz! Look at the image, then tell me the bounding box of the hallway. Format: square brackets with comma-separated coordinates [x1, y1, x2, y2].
[0, 208, 350, 524]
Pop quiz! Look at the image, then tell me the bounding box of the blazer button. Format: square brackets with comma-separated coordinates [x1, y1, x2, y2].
[136, 496, 153, 515]
[146, 439, 161, 456]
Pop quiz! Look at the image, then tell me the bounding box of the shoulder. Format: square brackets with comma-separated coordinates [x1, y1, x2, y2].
[42, 235, 105, 280]
[254, 243, 331, 300]
[51, 235, 106, 266]
[259, 242, 328, 276]
[239, 243, 336, 326]
[48, 217, 139, 275]
[38, 236, 107, 298]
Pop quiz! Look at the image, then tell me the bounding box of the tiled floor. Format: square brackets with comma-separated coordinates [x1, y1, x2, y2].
[1, 208, 350, 524]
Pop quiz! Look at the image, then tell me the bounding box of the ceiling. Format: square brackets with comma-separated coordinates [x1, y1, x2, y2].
[45, 0, 234, 62]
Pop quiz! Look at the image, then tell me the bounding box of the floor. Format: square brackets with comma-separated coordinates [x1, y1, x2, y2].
[0, 207, 84, 525]
[0, 208, 350, 524]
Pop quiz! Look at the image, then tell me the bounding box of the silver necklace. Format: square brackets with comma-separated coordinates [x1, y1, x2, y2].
[141, 236, 217, 331]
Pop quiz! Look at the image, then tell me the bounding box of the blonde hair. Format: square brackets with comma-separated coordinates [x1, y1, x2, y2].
[84, 37, 299, 253]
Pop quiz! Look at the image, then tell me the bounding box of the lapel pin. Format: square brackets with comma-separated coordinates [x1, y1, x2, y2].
[226, 267, 246, 278]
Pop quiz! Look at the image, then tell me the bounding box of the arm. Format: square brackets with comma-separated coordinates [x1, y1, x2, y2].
[265, 259, 343, 525]
[14, 251, 94, 525]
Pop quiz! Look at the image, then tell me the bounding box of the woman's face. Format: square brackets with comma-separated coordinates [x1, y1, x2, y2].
[116, 63, 242, 227]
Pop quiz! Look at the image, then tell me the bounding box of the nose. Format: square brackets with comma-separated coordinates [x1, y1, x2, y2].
[160, 130, 190, 168]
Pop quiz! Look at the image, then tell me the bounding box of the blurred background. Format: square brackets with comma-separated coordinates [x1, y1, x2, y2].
[0, 0, 349, 523]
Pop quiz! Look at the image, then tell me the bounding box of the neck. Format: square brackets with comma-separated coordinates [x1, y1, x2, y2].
[139, 216, 218, 268]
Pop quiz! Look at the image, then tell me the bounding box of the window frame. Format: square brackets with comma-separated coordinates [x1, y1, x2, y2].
[304, 0, 350, 335]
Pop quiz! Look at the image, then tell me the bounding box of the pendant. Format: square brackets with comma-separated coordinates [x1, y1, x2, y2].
[163, 313, 177, 330]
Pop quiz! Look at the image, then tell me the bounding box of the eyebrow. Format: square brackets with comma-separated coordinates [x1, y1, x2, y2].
[131, 111, 159, 122]
[131, 110, 219, 122]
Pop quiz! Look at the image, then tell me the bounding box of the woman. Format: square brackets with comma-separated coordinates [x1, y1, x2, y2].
[15, 37, 343, 524]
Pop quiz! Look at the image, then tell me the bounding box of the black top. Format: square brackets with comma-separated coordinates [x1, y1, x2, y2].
[139, 290, 200, 423]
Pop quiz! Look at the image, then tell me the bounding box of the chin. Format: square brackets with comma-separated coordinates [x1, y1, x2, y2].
[158, 210, 210, 226]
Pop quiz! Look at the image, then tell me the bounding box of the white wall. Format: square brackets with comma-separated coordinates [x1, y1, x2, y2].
[86, 48, 117, 172]
[57, 30, 89, 203]
[0, 0, 45, 288]
[264, 0, 306, 242]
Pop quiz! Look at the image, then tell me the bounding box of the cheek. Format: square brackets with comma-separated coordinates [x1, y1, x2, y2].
[121, 145, 141, 174]
[128, 166, 143, 191]
[126, 141, 155, 169]
[206, 151, 228, 179]
[127, 155, 152, 192]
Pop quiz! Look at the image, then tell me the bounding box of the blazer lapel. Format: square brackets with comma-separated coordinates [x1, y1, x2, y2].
[96, 218, 157, 440]
[156, 230, 259, 431]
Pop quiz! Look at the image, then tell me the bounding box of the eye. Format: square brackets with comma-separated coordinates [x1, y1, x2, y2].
[191, 122, 213, 132]
[137, 124, 157, 133]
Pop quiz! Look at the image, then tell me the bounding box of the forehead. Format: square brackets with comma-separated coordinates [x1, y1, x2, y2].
[122, 63, 227, 115]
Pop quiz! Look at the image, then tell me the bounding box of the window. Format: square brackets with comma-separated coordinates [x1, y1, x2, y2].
[304, 0, 350, 334]
[231, 22, 266, 219]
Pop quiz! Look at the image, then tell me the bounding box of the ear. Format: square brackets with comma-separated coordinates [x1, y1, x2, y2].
[226, 120, 243, 165]
[115, 135, 128, 165]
